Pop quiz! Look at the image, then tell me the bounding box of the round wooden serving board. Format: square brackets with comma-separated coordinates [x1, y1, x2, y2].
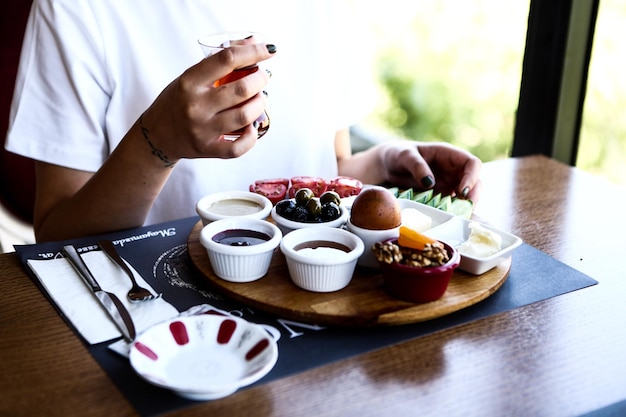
[187, 220, 510, 327]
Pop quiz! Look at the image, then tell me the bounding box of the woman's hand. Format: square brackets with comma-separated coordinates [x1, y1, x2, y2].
[337, 137, 482, 203]
[139, 41, 276, 166]
[380, 141, 482, 202]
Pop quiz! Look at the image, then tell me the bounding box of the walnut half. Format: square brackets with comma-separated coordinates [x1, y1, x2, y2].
[372, 241, 449, 267]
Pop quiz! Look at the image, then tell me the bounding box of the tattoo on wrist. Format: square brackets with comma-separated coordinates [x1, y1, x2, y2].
[139, 114, 175, 168]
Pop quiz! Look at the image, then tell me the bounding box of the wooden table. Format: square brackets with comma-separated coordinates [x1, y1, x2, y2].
[2, 155, 625, 417]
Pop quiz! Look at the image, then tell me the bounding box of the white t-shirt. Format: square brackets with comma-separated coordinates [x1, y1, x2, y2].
[6, 0, 373, 225]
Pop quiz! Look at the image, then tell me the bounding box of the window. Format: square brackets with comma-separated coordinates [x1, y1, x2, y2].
[354, 1, 530, 162]
[578, 0, 626, 185]
[357, 0, 624, 188]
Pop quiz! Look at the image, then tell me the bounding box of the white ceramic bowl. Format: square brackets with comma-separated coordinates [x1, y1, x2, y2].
[345, 218, 400, 269]
[129, 315, 278, 401]
[424, 217, 523, 275]
[271, 201, 349, 235]
[196, 191, 273, 225]
[199, 218, 282, 282]
[280, 226, 364, 292]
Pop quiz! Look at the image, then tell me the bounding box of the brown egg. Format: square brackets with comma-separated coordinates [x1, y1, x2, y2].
[350, 186, 402, 230]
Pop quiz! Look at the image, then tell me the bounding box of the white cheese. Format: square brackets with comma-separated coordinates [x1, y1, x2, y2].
[457, 222, 502, 258]
[401, 208, 432, 232]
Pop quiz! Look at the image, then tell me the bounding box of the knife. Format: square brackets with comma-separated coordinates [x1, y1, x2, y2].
[63, 244, 136, 342]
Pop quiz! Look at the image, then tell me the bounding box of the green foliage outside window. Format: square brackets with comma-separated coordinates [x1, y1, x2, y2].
[360, 1, 625, 185]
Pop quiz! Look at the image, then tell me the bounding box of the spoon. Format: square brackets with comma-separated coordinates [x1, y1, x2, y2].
[98, 239, 161, 303]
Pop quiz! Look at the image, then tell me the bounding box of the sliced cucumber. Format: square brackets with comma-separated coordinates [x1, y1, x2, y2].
[428, 192, 442, 208]
[397, 188, 413, 200]
[436, 195, 452, 212]
[449, 198, 473, 219]
[388, 186, 474, 218]
[413, 189, 433, 204]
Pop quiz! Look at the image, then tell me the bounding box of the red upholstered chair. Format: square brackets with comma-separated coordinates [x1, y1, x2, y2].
[1, 1, 35, 225]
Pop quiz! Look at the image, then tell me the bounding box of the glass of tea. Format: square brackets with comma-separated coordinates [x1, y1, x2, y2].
[198, 31, 270, 140]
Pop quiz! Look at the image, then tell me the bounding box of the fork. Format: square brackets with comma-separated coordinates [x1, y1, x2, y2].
[98, 239, 161, 303]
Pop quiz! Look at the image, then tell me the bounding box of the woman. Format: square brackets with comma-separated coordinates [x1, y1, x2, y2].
[6, 0, 481, 242]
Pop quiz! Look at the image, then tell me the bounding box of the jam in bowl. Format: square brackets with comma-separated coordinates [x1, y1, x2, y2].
[212, 229, 272, 246]
[200, 218, 282, 282]
[280, 226, 364, 292]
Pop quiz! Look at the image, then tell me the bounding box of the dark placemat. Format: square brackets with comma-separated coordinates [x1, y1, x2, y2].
[15, 216, 598, 417]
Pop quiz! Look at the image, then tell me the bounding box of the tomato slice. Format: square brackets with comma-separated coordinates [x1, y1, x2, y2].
[288, 176, 328, 198]
[249, 179, 289, 205]
[253, 178, 289, 187]
[328, 176, 363, 197]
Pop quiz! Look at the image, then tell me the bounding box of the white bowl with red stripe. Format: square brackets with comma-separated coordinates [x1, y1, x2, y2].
[129, 314, 278, 401]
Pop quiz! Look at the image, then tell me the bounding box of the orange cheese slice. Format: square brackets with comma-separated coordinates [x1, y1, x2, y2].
[397, 225, 438, 250]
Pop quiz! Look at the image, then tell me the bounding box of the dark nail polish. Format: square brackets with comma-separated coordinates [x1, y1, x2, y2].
[265, 69, 272, 78]
[244, 35, 253, 40]
[253, 120, 260, 129]
[461, 186, 470, 198]
[266, 44, 277, 54]
[262, 90, 268, 97]
[421, 175, 434, 188]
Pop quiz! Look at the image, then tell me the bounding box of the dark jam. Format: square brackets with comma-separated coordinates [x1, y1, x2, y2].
[212, 229, 271, 247]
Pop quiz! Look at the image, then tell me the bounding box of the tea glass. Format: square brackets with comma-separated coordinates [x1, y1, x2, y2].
[198, 31, 270, 140]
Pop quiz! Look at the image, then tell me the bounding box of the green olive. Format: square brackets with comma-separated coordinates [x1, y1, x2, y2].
[320, 190, 341, 206]
[306, 198, 322, 218]
[295, 188, 314, 206]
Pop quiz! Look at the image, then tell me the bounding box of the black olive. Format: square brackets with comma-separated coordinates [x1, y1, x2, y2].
[275, 199, 296, 217]
[310, 213, 323, 223]
[295, 188, 314, 206]
[292, 205, 309, 222]
[320, 202, 341, 221]
[320, 190, 341, 206]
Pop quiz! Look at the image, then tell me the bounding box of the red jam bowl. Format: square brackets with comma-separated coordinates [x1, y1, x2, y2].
[378, 238, 460, 303]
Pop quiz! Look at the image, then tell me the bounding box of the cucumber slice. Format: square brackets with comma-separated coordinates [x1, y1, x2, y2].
[436, 195, 452, 212]
[428, 192, 442, 208]
[413, 189, 433, 204]
[387, 187, 399, 198]
[449, 198, 474, 219]
[397, 188, 413, 200]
